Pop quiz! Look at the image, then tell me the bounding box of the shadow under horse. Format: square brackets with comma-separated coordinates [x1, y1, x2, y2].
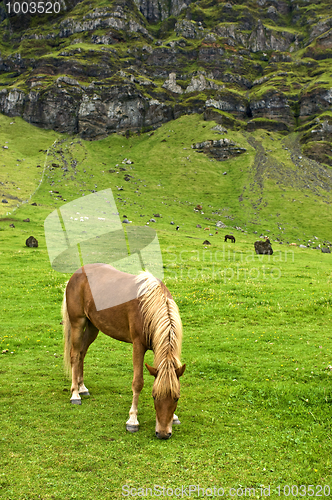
[62, 263, 185, 439]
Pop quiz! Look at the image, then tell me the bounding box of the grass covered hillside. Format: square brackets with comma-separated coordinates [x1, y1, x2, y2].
[0, 114, 332, 498]
[2, 112, 332, 244]
[1, 0, 332, 164]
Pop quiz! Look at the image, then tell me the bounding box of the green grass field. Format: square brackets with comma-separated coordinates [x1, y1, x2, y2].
[0, 113, 332, 499]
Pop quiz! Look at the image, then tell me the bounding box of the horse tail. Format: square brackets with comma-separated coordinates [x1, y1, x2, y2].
[62, 286, 71, 378]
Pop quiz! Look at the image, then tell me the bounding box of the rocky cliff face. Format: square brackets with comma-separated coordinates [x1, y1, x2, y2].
[0, 0, 332, 164]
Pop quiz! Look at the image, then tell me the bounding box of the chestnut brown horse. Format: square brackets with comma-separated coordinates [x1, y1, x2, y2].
[62, 263, 185, 439]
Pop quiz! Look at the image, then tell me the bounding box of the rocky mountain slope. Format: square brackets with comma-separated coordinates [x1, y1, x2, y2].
[0, 0, 332, 165]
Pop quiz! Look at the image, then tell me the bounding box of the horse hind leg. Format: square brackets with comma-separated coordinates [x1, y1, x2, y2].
[78, 383, 90, 396]
[79, 321, 99, 397]
[70, 319, 98, 405]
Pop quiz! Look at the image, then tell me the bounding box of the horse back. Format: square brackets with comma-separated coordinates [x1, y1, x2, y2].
[66, 264, 144, 345]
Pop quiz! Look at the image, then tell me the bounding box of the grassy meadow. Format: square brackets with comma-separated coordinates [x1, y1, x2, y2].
[0, 113, 332, 499]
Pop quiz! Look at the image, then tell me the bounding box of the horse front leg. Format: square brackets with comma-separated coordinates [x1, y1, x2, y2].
[126, 340, 146, 433]
[173, 414, 181, 425]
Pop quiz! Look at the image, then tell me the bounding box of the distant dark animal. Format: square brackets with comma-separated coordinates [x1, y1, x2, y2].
[224, 235, 235, 243]
[195, 204, 203, 211]
[176, 225, 179, 231]
[203, 240, 211, 245]
[254, 240, 273, 255]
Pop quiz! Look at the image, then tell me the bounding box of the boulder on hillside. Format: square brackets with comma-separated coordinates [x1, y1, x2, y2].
[26, 236, 38, 248]
[321, 247, 331, 253]
[254, 239, 273, 255]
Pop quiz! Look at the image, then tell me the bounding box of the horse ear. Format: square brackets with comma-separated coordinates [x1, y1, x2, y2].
[145, 363, 158, 377]
[175, 364, 186, 378]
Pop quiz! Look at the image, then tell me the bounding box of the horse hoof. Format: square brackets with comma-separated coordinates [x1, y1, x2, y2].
[173, 418, 181, 425]
[126, 424, 139, 433]
[70, 399, 82, 405]
[79, 391, 90, 396]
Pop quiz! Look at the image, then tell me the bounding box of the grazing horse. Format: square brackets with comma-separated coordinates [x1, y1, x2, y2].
[62, 263, 185, 439]
[224, 235, 235, 243]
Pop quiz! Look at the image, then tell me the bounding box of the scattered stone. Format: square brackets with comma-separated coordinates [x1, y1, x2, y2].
[195, 204, 203, 210]
[23, 218, 30, 222]
[299, 244, 307, 248]
[2, 199, 8, 203]
[170, 221, 175, 225]
[216, 221, 227, 229]
[211, 124, 228, 134]
[122, 219, 131, 224]
[196, 224, 202, 228]
[321, 247, 331, 253]
[150, 218, 156, 222]
[203, 240, 211, 245]
[26, 236, 38, 247]
[153, 213, 161, 217]
[9, 223, 15, 228]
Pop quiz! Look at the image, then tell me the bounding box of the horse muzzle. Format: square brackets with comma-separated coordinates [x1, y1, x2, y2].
[155, 431, 172, 440]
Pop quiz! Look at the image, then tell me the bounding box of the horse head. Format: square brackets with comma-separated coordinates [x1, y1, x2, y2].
[146, 363, 186, 439]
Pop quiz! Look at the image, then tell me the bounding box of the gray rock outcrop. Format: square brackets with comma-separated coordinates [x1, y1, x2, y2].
[192, 138, 246, 160]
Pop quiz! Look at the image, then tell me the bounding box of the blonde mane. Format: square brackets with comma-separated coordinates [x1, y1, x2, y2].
[136, 271, 183, 400]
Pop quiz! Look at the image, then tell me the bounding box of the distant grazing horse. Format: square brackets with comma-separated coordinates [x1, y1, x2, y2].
[224, 235, 235, 243]
[62, 264, 185, 439]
